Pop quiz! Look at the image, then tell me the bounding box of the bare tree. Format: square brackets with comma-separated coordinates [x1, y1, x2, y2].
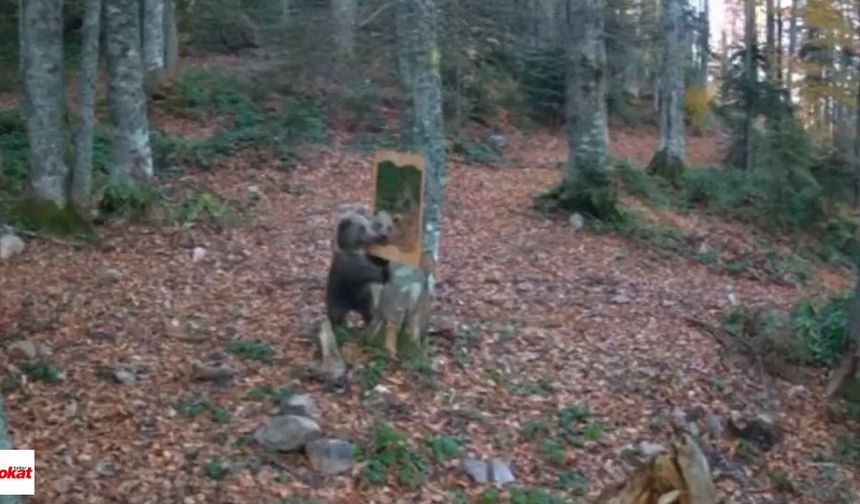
[106, 0, 154, 184]
[163, 0, 179, 71]
[20, 0, 68, 208]
[375, 0, 447, 357]
[743, 0, 757, 171]
[534, 0, 617, 219]
[766, 0, 775, 80]
[142, 0, 165, 72]
[647, 0, 687, 181]
[71, 0, 103, 213]
[787, 0, 799, 96]
[332, 0, 358, 59]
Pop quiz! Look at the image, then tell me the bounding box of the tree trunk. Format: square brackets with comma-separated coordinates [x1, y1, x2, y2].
[379, 0, 446, 358]
[71, 0, 102, 214]
[395, 0, 418, 147]
[700, 0, 709, 82]
[787, 0, 798, 97]
[743, 0, 756, 171]
[281, 0, 290, 27]
[535, 0, 617, 220]
[766, 0, 775, 81]
[163, 0, 179, 71]
[647, 0, 686, 183]
[142, 0, 165, 73]
[0, 392, 20, 504]
[776, 0, 783, 83]
[828, 1, 860, 394]
[332, 0, 358, 60]
[853, 4, 860, 380]
[20, 0, 68, 208]
[106, 0, 154, 184]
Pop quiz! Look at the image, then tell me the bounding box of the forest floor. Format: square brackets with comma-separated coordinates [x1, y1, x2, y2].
[0, 67, 858, 504]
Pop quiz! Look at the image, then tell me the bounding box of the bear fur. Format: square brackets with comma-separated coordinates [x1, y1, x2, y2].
[325, 205, 394, 327]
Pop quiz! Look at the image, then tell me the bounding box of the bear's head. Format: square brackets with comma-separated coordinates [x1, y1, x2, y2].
[334, 205, 395, 252]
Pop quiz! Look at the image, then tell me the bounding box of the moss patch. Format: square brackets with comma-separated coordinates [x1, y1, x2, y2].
[9, 198, 97, 240]
[646, 149, 686, 186]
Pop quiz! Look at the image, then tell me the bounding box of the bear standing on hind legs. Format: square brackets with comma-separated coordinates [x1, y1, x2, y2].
[318, 205, 394, 380]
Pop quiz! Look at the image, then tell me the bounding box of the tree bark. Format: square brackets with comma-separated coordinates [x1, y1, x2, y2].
[766, 0, 775, 81]
[700, 0, 710, 82]
[647, 0, 686, 182]
[396, 0, 418, 147]
[163, 0, 179, 71]
[743, 0, 757, 171]
[281, 0, 290, 27]
[776, 0, 783, 83]
[71, 0, 102, 214]
[787, 0, 798, 96]
[375, 0, 446, 359]
[106, 0, 154, 184]
[142, 0, 165, 73]
[332, 0, 359, 60]
[829, 0, 860, 392]
[20, 0, 68, 208]
[853, 2, 860, 380]
[536, 0, 617, 220]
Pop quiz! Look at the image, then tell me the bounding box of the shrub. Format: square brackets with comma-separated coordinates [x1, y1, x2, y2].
[792, 293, 851, 367]
[99, 183, 165, 221]
[166, 68, 248, 118]
[615, 161, 671, 207]
[449, 132, 504, 165]
[684, 84, 710, 131]
[359, 422, 428, 489]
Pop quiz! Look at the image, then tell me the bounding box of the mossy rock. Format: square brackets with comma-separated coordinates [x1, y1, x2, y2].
[9, 198, 98, 240]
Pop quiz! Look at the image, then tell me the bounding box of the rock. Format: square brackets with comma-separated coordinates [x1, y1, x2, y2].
[488, 133, 508, 150]
[36, 343, 52, 358]
[728, 411, 783, 452]
[97, 268, 123, 287]
[671, 407, 687, 431]
[487, 458, 515, 484]
[637, 441, 667, 458]
[569, 213, 585, 231]
[113, 368, 137, 385]
[94, 459, 118, 477]
[191, 362, 235, 385]
[7, 340, 37, 361]
[0, 234, 24, 260]
[280, 393, 320, 420]
[461, 457, 488, 483]
[462, 457, 515, 484]
[610, 292, 632, 304]
[254, 415, 322, 452]
[705, 414, 724, 439]
[305, 438, 354, 475]
[787, 385, 808, 401]
[686, 421, 702, 437]
[192, 246, 207, 263]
